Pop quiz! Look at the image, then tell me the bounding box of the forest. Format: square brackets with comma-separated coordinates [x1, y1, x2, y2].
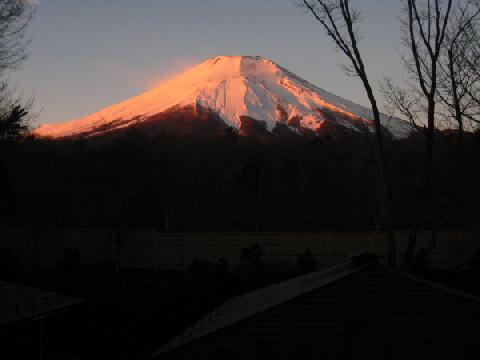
[1, 127, 479, 233]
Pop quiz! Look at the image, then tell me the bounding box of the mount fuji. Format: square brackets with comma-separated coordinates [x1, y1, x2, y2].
[34, 56, 413, 139]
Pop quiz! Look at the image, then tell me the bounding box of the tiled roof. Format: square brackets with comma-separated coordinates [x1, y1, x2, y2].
[0, 281, 83, 329]
[154, 260, 480, 359]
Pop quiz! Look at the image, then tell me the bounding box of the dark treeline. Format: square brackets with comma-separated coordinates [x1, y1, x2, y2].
[1, 128, 479, 232]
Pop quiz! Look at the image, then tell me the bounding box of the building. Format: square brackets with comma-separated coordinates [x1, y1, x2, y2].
[152, 254, 480, 359]
[0, 281, 83, 359]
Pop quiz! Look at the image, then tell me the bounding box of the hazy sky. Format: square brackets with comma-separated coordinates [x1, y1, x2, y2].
[11, 0, 405, 126]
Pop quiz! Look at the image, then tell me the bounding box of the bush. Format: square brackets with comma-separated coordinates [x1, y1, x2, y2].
[296, 248, 317, 274]
[241, 243, 266, 270]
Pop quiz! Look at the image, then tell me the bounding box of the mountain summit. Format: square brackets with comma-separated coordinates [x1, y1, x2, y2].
[34, 56, 413, 139]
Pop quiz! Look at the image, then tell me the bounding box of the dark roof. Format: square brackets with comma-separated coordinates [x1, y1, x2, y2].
[0, 281, 83, 329]
[154, 260, 480, 359]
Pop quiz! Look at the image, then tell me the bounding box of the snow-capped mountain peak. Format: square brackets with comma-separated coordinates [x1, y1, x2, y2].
[34, 55, 413, 139]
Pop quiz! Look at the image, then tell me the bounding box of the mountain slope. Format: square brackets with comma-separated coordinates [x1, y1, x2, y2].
[34, 56, 413, 139]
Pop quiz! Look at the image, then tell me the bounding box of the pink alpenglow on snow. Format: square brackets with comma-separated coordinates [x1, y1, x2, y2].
[34, 56, 413, 139]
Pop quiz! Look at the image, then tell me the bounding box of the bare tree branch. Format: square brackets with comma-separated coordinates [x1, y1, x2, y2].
[0, 0, 35, 75]
[302, 0, 397, 267]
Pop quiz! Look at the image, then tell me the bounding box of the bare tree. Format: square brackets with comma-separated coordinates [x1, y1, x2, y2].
[301, 0, 397, 267]
[382, 1, 480, 270]
[0, 0, 33, 75]
[445, 3, 480, 130]
[0, 0, 35, 137]
[0, 0, 34, 222]
[422, 1, 480, 260]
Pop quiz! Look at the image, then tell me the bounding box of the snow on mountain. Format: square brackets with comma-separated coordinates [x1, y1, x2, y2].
[34, 55, 413, 139]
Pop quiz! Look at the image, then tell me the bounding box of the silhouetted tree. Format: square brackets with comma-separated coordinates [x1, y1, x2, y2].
[383, 0, 472, 270]
[0, 102, 30, 140]
[426, 2, 480, 262]
[0, 0, 34, 222]
[0, 0, 33, 73]
[301, 0, 397, 267]
[0, 0, 35, 134]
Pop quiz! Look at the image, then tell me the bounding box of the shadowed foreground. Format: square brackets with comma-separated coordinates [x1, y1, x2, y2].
[156, 259, 480, 359]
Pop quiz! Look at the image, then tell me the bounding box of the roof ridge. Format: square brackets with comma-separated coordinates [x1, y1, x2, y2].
[390, 270, 480, 303]
[0, 280, 83, 330]
[153, 261, 366, 356]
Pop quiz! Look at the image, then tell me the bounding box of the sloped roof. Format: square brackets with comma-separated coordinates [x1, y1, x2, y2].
[154, 259, 480, 359]
[0, 281, 83, 329]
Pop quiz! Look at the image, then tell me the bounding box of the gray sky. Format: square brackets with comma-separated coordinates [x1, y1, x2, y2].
[11, 0, 406, 125]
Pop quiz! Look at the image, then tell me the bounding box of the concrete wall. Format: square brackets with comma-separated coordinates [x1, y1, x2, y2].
[1, 229, 479, 270]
